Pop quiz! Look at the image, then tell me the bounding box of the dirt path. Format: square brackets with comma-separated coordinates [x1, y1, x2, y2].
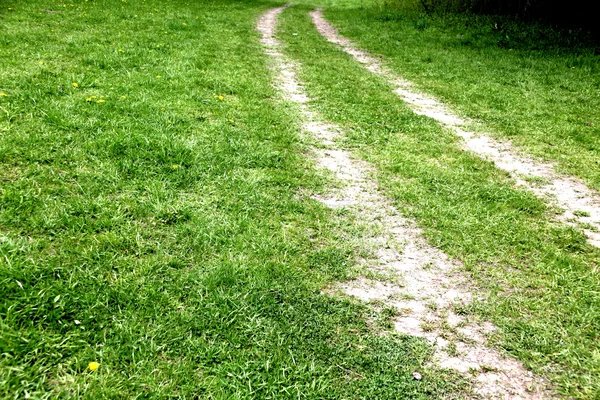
[310, 8, 600, 249]
[258, 6, 552, 399]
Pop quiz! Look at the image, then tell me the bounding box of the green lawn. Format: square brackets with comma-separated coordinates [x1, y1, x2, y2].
[2, 0, 600, 398]
[0, 0, 465, 397]
[279, 5, 600, 398]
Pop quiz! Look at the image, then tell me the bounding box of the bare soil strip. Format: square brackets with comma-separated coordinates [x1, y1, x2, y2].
[310, 8, 600, 249]
[258, 6, 552, 398]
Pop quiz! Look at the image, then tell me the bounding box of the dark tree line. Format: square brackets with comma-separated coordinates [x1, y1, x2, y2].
[419, 0, 597, 34]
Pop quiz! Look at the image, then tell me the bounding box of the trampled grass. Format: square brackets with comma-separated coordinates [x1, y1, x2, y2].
[317, 6, 600, 191]
[0, 0, 467, 397]
[279, 6, 600, 398]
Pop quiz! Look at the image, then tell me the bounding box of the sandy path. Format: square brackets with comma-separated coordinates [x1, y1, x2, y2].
[258, 6, 553, 399]
[310, 8, 600, 249]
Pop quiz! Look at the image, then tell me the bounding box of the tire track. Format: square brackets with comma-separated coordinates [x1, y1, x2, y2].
[310, 8, 600, 249]
[258, 6, 552, 399]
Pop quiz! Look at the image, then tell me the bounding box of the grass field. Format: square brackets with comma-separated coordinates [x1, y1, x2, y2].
[2, 0, 600, 398]
[0, 0, 468, 397]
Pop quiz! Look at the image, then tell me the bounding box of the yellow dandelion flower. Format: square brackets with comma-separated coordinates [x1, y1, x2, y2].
[156, 75, 161, 78]
[91, 95, 97, 99]
[86, 97, 92, 102]
[172, 165, 179, 169]
[218, 95, 224, 101]
[72, 82, 79, 88]
[96, 99, 105, 103]
[39, 61, 44, 65]
[0, 93, 7, 97]
[88, 362, 100, 372]
[120, 95, 126, 99]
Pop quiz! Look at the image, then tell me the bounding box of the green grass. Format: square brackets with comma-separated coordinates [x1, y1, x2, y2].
[318, 6, 600, 191]
[0, 0, 468, 397]
[279, 6, 600, 398]
[4, 0, 600, 397]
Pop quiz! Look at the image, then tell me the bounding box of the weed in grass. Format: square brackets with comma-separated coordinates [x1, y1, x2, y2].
[480, 365, 499, 373]
[375, 306, 400, 330]
[519, 174, 551, 187]
[426, 301, 439, 312]
[574, 210, 591, 218]
[446, 342, 459, 357]
[390, 292, 417, 301]
[579, 222, 599, 232]
[420, 320, 437, 333]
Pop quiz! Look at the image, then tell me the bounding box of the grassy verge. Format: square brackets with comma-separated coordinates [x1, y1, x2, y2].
[280, 6, 600, 398]
[315, 5, 600, 191]
[0, 0, 467, 397]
